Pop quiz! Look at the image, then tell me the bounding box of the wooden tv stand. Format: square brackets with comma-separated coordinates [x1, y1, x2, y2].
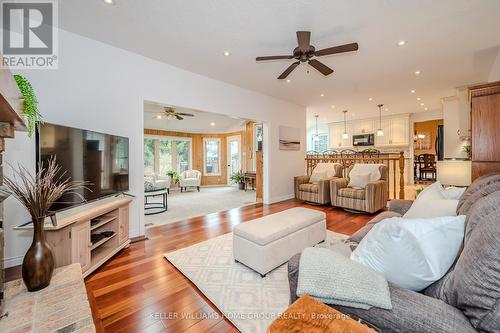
[16, 195, 133, 278]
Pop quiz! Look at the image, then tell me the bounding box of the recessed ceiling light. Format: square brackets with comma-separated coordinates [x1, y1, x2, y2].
[410, 89, 416, 94]
[417, 97, 421, 101]
[397, 40, 406, 46]
[286, 79, 291, 83]
[210, 122, 215, 126]
[330, 105, 335, 109]
[414, 70, 421, 75]
[155, 115, 162, 119]
[420, 103, 425, 106]
[320, 93, 325, 97]
[368, 97, 373, 101]
[104, 0, 115, 4]
[385, 108, 389, 112]
[424, 107, 428, 111]
[223, 51, 230, 56]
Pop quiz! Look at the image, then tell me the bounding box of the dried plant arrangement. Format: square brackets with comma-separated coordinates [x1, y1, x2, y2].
[3, 157, 89, 291]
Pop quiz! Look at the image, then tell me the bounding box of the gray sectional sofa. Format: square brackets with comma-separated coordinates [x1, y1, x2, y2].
[288, 173, 500, 333]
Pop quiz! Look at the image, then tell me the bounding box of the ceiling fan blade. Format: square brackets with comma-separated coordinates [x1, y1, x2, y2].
[177, 112, 194, 117]
[256, 55, 294, 61]
[277, 61, 300, 79]
[175, 115, 183, 120]
[296, 31, 311, 52]
[314, 42, 359, 57]
[308, 59, 334, 76]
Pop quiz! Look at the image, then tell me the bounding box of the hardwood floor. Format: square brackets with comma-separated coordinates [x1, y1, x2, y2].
[5, 199, 375, 333]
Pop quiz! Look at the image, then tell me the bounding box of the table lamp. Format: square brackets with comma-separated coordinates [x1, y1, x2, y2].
[436, 160, 472, 187]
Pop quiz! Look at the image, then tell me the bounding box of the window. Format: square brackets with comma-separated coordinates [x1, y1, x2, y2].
[313, 133, 328, 152]
[204, 138, 220, 175]
[159, 140, 172, 175]
[144, 137, 191, 176]
[144, 138, 155, 173]
[176, 141, 190, 173]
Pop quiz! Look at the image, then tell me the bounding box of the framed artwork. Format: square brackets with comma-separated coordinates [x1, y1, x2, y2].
[279, 126, 300, 151]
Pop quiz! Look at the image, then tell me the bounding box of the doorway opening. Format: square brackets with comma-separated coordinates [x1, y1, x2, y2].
[143, 101, 264, 228]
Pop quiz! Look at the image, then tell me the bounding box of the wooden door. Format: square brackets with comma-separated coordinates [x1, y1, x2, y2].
[71, 221, 91, 272]
[118, 205, 129, 245]
[471, 94, 500, 162]
[255, 151, 263, 203]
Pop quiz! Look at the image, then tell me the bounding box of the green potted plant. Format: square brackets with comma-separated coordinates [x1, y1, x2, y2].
[462, 143, 471, 160]
[167, 170, 180, 186]
[230, 170, 246, 190]
[14, 74, 43, 137]
[2, 157, 87, 291]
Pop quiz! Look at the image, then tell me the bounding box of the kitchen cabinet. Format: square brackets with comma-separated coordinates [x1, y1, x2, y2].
[329, 115, 409, 149]
[330, 123, 352, 148]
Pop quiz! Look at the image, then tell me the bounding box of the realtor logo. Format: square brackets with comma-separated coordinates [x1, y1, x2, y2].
[1, 0, 58, 69]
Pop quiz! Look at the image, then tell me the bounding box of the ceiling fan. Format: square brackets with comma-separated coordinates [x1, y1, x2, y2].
[256, 31, 358, 79]
[154, 107, 194, 120]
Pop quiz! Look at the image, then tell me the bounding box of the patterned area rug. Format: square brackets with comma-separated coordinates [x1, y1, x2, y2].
[164, 231, 348, 333]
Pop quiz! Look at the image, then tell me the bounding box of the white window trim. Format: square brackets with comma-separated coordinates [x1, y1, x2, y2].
[144, 135, 193, 174]
[203, 137, 221, 176]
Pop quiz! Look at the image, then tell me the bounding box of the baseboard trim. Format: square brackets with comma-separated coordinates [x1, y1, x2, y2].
[130, 235, 148, 243]
[269, 193, 294, 204]
[4, 255, 23, 268]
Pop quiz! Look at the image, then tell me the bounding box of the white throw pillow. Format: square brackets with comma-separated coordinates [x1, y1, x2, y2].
[309, 170, 327, 184]
[348, 173, 371, 189]
[186, 170, 198, 178]
[403, 199, 459, 219]
[416, 181, 446, 201]
[351, 215, 465, 291]
[443, 187, 467, 200]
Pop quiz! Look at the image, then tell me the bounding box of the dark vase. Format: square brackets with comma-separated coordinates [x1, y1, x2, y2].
[22, 217, 54, 292]
[238, 182, 245, 190]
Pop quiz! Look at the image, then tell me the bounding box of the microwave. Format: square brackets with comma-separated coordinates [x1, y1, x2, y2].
[353, 134, 375, 146]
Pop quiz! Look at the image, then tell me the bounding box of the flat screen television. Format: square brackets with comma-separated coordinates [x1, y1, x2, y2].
[36, 123, 129, 212]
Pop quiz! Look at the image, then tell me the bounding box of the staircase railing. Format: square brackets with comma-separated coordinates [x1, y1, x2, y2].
[305, 151, 406, 199]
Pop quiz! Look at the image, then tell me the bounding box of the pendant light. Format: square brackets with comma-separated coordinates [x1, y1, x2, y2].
[342, 110, 349, 139]
[313, 115, 320, 142]
[376, 104, 384, 136]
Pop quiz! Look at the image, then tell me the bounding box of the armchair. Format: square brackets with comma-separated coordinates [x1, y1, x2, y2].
[294, 163, 342, 205]
[179, 169, 201, 192]
[144, 171, 171, 193]
[330, 164, 388, 213]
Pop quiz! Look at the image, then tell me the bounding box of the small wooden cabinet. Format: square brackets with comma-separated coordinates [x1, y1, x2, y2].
[469, 81, 500, 180]
[40, 196, 133, 277]
[71, 221, 91, 272]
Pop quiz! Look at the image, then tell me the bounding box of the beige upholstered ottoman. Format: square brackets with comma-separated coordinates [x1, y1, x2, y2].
[233, 207, 326, 277]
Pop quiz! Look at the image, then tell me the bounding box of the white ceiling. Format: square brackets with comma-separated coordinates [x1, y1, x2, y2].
[60, 0, 500, 125]
[144, 102, 246, 134]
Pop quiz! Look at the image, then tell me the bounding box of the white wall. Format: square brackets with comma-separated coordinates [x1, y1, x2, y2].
[442, 88, 470, 159]
[3, 30, 306, 267]
[489, 49, 500, 82]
